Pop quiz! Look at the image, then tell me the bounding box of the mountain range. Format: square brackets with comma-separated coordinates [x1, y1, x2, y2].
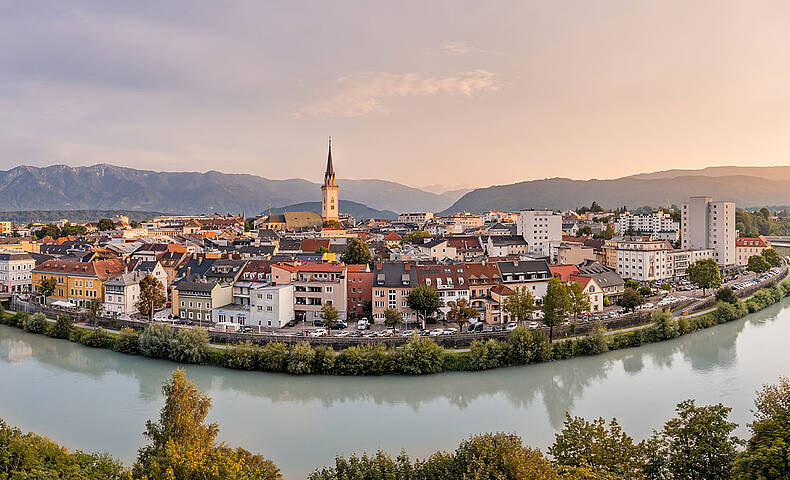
[0, 164, 464, 216]
[442, 166, 790, 214]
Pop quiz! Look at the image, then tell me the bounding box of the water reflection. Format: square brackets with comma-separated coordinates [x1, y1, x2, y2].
[1, 299, 782, 429]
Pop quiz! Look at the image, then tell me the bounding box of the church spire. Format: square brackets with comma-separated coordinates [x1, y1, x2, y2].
[324, 136, 336, 186]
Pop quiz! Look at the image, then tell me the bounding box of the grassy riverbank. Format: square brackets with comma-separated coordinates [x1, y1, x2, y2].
[2, 279, 790, 376]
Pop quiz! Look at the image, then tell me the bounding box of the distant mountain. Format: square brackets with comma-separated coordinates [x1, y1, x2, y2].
[0, 209, 162, 224]
[442, 172, 790, 214]
[627, 166, 790, 181]
[0, 164, 455, 214]
[270, 200, 397, 220]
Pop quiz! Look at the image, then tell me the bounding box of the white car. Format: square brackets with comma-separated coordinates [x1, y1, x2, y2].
[443, 328, 458, 335]
[429, 328, 444, 337]
[309, 328, 328, 337]
[506, 322, 518, 332]
[528, 322, 539, 329]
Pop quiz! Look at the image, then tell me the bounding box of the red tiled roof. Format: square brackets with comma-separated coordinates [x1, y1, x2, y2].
[569, 274, 592, 289]
[33, 258, 125, 281]
[550, 264, 580, 282]
[736, 236, 770, 248]
[300, 238, 331, 252]
[490, 284, 514, 295]
[384, 232, 402, 241]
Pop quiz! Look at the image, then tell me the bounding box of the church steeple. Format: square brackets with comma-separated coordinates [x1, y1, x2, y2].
[324, 136, 336, 186]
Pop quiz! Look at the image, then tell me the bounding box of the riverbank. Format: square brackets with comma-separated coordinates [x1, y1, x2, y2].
[3, 278, 790, 376]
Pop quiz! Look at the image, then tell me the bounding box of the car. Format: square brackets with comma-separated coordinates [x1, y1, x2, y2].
[357, 319, 370, 330]
[176, 318, 193, 326]
[309, 328, 328, 337]
[443, 327, 458, 335]
[429, 328, 444, 337]
[335, 331, 351, 337]
[528, 322, 539, 329]
[239, 326, 254, 333]
[642, 303, 655, 309]
[484, 325, 494, 332]
[493, 324, 503, 332]
[400, 330, 414, 337]
[506, 322, 518, 332]
[336, 320, 348, 329]
[313, 319, 325, 327]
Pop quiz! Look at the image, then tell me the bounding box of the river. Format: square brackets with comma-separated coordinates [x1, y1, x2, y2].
[2, 298, 790, 478]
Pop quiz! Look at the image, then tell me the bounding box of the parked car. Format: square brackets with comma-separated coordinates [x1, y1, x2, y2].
[443, 327, 458, 335]
[357, 319, 370, 330]
[506, 322, 518, 332]
[308, 328, 328, 337]
[528, 322, 539, 329]
[429, 328, 444, 337]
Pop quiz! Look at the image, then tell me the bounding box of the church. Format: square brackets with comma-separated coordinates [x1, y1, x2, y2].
[256, 138, 340, 231]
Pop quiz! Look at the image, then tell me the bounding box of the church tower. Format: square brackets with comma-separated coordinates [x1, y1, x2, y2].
[321, 137, 339, 222]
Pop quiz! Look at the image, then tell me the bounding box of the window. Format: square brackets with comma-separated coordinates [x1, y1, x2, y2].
[325, 286, 333, 293]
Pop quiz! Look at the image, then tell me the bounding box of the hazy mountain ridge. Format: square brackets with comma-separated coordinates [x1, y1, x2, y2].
[0, 164, 462, 214]
[443, 172, 790, 213]
[270, 200, 397, 220]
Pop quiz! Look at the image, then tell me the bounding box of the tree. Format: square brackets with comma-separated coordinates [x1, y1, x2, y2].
[401, 230, 430, 244]
[645, 400, 740, 480]
[445, 298, 477, 331]
[97, 218, 115, 231]
[136, 274, 167, 323]
[319, 303, 339, 334]
[735, 376, 790, 479]
[549, 414, 645, 479]
[407, 284, 442, 328]
[593, 225, 615, 240]
[762, 247, 783, 267]
[38, 276, 57, 303]
[133, 369, 280, 480]
[747, 254, 770, 274]
[542, 277, 571, 341]
[170, 327, 210, 363]
[316, 246, 330, 254]
[715, 287, 738, 305]
[624, 278, 641, 290]
[383, 307, 403, 329]
[576, 225, 593, 236]
[567, 281, 591, 317]
[244, 218, 255, 231]
[138, 324, 175, 359]
[621, 288, 643, 312]
[322, 219, 343, 229]
[686, 258, 721, 295]
[85, 298, 103, 326]
[590, 201, 604, 212]
[503, 286, 536, 325]
[340, 238, 371, 265]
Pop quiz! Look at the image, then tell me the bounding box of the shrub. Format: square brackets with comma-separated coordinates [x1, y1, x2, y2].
[287, 342, 315, 375]
[256, 342, 288, 372]
[10, 311, 28, 328]
[397, 335, 444, 374]
[22, 313, 46, 334]
[48, 315, 72, 339]
[678, 316, 692, 334]
[468, 340, 491, 370]
[507, 327, 550, 365]
[580, 326, 609, 355]
[113, 328, 140, 354]
[652, 309, 680, 340]
[225, 341, 257, 370]
[715, 287, 738, 305]
[552, 340, 577, 360]
[312, 345, 336, 374]
[335, 345, 388, 375]
[714, 301, 742, 323]
[138, 323, 175, 359]
[80, 327, 114, 349]
[68, 327, 85, 343]
[170, 327, 209, 364]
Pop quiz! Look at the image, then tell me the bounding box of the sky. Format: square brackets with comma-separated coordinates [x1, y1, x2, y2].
[1, 1, 790, 191]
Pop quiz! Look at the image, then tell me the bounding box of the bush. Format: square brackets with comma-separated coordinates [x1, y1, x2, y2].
[580, 326, 608, 355]
[22, 313, 46, 333]
[678, 316, 692, 334]
[639, 286, 653, 297]
[507, 327, 550, 365]
[256, 342, 288, 372]
[468, 339, 507, 370]
[49, 315, 72, 339]
[80, 327, 114, 349]
[68, 327, 85, 343]
[287, 342, 315, 375]
[714, 301, 743, 323]
[312, 345, 336, 374]
[10, 311, 28, 328]
[715, 287, 738, 305]
[225, 341, 257, 370]
[138, 323, 175, 359]
[397, 335, 445, 374]
[652, 309, 680, 340]
[170, 327, 209, 364]
[335, 344, 389, 375]
[113, 328, 140, 354]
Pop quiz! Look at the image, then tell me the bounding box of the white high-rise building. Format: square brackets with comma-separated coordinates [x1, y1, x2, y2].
[681, 196, 735, 266]
[517, 210, 562, 257]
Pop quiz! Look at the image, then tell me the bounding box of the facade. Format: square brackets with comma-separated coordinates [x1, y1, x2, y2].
[554, 242, 597, 265]
[615, 212, 679, 234]
[249, 284, 295, 329]
[347, 264, 372, 318]
[485, 235, 529, 257]
[416, 264, 471, 320]
[681, 196, 736, 265]
[103, 271, 147, 315]
[416, 239, 457, 261]
[271, 262, 348, 322]
[736, 236, 771, 266]
[32, 258, 125, 306]
[372, 262, 417, 323]
[174, 280, 233, 326]
[396, 212, 434, 224]
[517, 210, 562, 257]
[615, 240, 673, 282]
[321, 139, 340, 222]
[496, 259, 552, 299]
[0, 251, 35, 293]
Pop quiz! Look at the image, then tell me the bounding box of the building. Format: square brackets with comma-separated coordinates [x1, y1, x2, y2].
[553, 241, 597, 265]
[103, 271, 148, 315]
[416, 264, 471, 320]
[249, 284, 295, 329]
[321, 138, 339, 222]
[576, 260, 625, 301]
[736, 236, 771, 266]
[271, 262, 348, 323]
[396, 212, 434, 224]
[0, 221, 12, 236]
[615, 212, 679, 234]
[32, 258, 125, 306]
[416, 238, 457, 261]
[681, 196, 735, 265]
[484, 235, 529, 257]
[496, 259, 552, 299]
[383, 232, 402, 249]
[173, 280, 233, 326]
[615, 239, 674, 282]
[347, 264, 372, 318]
[0, 251, 35, 293]
[517, 210, 562, 257]
[372, 262, 417, 323]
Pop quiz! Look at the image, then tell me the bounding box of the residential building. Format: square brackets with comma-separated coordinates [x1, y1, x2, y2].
[577, 260, 625, 301]
[383, 232, 402, 249]
[553, 242, 597, 265]
[372, 262, 417, 323]
[496, 259, 552, 299]
[249, 284, 295, 329]
[416, 264, 471, 319]
[484, 235, 529, 257]
[396, 212, 434, 224]
[173, 280, 232, 326]
[736, 236, 771, 266]
[271, 262, 348, 323]
[517, 210, 562, 257]
[416, 238, 457, 261]
[347, 264, 372, 318]
[681, 196, 736, 265]
[0, 251, 35, 293]
[103, 271, 147, 315]
[32, 258, 125, 306]
[615, 239, 673, 282]
[615, 212, 679, 234]
[447, 236, 484, 261]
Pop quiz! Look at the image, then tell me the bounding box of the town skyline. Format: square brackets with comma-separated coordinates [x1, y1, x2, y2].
[4, 1, 790, 187]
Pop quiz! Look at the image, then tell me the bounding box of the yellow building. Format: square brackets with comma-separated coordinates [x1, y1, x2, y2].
[32, 258, 125, 306]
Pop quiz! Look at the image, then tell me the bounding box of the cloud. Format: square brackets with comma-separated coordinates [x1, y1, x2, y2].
[295, 70, 501, 117]
[440, 41, 477, 55]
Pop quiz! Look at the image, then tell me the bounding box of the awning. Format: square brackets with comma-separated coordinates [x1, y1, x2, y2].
[51, 300, 76, 308]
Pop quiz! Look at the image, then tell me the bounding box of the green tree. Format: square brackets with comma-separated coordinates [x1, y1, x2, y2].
[316, 246, 330, 254]
[397, 335, 444, 374]
[503, 286, 536, 325]
[624, 278, 641, 290]
[97, 218, 115, 231]
[22, 312, 46, 333]
[319, 303, 340, 334]
[734, 376, 790, 479]
[621, 288, 643, 312]
[401, 230, 430, 244]
[542, 277, 571, 341]
[407, 284, 442, 328]
[445, 297, 478, 331]
[138, 323, 175, 359]
[136, 274, 167, 323]
[51, 314, 72, 339]
[687, 258, 721, 295]
[715, 287, 738, 305]
[38, 276, 57, 303]
[550, 414, 645, 479]
[748, 254, 771, 275]
[645, 400, 740, 480]
[170, 327, 210, 363]
[567, 281, 591, 317]
[762, 247, 783, 267]
[340, 238, 372, 265]
[383, 307, 403, 329]
[85, 298, 103, 326]
[244, 217, 255, 231]
[577, 225, 593, 236]
[590, 201, 604, 212]
[322, 219, 343, 229]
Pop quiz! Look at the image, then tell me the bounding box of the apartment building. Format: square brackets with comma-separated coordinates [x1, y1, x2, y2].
[616, 240, 674, 282]
[104, 271, 147, 315]
[372, 262, 417, 323]
[249, 283, 295, 329]
[615, 212, 679, 234]
[416, 264, 471, 320]
[32, 258, 125, 306]
[496, 259, 552, 299]
[347, 264, 372, 318]
[735, 236, 771, 266]
[681, 196, 736, 265]
[0, 251, 35, 293]
[396, 212, 434, 224]
[516, 210, 562, 257]
[271, 262, 348, 322]
[173, 280, 232, 326]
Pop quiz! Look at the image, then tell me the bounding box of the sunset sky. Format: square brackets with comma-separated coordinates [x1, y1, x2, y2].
[1, 1, 790, 190]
